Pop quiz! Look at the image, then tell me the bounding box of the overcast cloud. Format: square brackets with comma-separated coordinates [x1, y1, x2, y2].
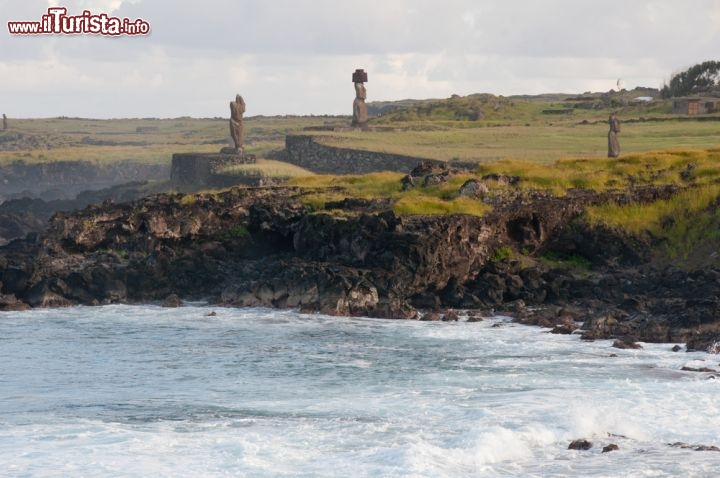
[2, 0, 719, 118]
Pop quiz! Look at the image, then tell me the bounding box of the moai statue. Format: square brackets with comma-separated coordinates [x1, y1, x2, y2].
[2, 114, 6, 131]
[229, 95, 246, 155]
[352, 69, 368, 128]
[608, 112, 620, 158]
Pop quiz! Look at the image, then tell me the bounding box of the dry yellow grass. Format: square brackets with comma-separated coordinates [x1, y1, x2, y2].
[219, 159, 314, 178]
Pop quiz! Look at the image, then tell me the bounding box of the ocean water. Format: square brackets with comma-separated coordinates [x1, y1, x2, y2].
[1, 305, 719, 477]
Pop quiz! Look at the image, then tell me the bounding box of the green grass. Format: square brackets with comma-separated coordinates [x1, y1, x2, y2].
[289, 172, 405, 197]
[475, 148, 720, 193]
[491, 245, 515, 263]
[312, 119, 720, 165]
[539, 251, 592, 270]
[284, 148, 720, 227]
[290, 172, 402, 212]
[288, 172, 490, 216]
[222, 224, 251, 240]
[312, 92, 718, 164]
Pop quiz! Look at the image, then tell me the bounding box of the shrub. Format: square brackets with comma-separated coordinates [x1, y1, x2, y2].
[490, 245, 514, 263]
[222, 224, 250, 240]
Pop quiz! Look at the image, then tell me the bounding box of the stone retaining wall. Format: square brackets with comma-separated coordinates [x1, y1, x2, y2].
[283, 135, 446, 174]
[171, 153, 256, 191]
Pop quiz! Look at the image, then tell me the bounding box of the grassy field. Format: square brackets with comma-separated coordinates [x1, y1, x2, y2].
[316, 92, 720, 163]
[315, 117, 720, 164]
[2, 92, 719, 171]
[0, 115, 345, 166]
[5, 114, 716, 169]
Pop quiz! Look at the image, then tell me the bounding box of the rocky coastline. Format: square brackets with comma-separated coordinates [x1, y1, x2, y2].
[0, 177, 720, 353]
[1, 179, 719, 354]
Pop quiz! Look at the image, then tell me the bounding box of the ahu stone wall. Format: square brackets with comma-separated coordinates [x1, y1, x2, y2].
[170, 153, 258, 191]
[283, 135, 445, 174]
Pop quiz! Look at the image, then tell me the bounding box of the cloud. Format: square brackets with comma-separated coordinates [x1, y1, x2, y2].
[2, 0, 720, 117]
[46, 0, 143, 14]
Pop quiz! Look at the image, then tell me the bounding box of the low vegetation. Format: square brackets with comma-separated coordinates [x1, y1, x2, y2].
[478, 148, 720, 193]
[393, 194, 489, 216]
[222, 224, 251, 240]
[539, 251, 592, 271]
[218, 159, 313, 178]
[586, 183, 720, 260]
[288, 172, 491, 216]
[491, 245, 514, 263]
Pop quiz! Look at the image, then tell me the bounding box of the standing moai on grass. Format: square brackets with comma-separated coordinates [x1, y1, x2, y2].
[2, 114, 6, 130]
[229, 94, 246, 155]
[352, 69, 368, 128]
[608, 112, 621, 158]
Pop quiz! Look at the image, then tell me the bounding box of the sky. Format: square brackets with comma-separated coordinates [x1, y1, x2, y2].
[2, 0, 720, 118]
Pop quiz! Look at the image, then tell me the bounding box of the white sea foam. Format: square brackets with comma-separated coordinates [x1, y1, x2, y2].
[1, 306, 720, 477]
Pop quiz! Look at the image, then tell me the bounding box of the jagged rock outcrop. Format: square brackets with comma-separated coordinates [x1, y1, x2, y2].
[0, 185, 563, 315]
[0, 181, 159, 245]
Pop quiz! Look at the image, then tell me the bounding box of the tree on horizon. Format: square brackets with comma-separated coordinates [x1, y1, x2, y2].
[661, 60, 720, 98]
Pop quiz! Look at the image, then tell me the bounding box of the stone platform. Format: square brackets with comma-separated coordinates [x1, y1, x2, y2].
[170, 152, 257, 191]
